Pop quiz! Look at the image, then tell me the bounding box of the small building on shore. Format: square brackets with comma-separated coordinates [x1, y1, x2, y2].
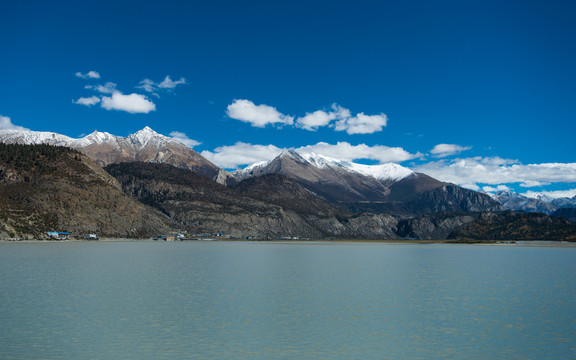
[47, 231, 70, 240]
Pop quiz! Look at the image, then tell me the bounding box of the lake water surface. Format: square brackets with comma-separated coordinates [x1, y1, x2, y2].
[1, 241, 575, 359]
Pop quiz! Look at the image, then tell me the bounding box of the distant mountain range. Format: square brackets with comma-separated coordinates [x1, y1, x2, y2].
[488, 190, 576, 215]
[234, 149, 503, 216]
[1, 127, 575, 241]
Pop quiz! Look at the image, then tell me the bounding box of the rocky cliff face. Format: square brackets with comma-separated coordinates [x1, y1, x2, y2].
[397, 213, 478, 240]
[0, 144, 176, 239]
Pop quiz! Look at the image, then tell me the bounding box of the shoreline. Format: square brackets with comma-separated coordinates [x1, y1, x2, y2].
[2, 238, 576, 247]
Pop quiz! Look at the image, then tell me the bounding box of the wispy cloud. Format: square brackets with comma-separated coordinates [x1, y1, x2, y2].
[0, 115, 29, 131]
[85, 82, 117, 94]
[226, 99, 294, 128]
[73, 96, 101, 106]
[101, 92, 156, 114]
[75, 71, 100, 79]
[430, 144, 472, 158]
[74, 72, 156, 114]
[137, 76, 187, 94]
[170, 131, 201, 147]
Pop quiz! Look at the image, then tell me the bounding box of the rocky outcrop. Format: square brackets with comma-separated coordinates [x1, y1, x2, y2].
[397, 213, 478, 240]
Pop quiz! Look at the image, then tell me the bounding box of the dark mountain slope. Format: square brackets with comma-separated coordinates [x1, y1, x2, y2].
[448, 211, 576, 241]
[105, 162, 326, 237]
[105, 162, 400, 239]
[551, 208, 576, 223]
[0, 143, 175, 238]
[233, 174, 344, 216]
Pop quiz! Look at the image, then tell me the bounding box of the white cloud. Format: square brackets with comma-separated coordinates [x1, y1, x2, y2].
[227, 100, 388, 134]
[296, 104, 351, 131]
[414, 157, 576, 188]
[170, 131, 201, 148]
[226, 99, 294, 127]
[201, 141, 419, 169]
[295, 103, 387, 134]
[430, 143, 472, 158]
[482, 185, 511, 193]
[73, 96, 101, 106]
[296, 142, 419, 163]
[519, 180, 551, 188]
[333, 112, 388, 134]
[296, 110, 336, 131]
[201, 142, 284, 169]
[75, 71, 101, 79]
[0, 115, 29, 131]
[461, 183, 481, 191]
[101, 92, 156, 114]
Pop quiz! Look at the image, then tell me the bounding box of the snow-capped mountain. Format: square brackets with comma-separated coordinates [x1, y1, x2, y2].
[489, 190, 576, 214]
[234, 150, 502, 216]
[301, 152, 414, 181]
[0, 127, 232, 184]
[0, 126, 181, 149]
[235, 150, 414, 183]
[488, 190, 557, 215]
[550, 196, 576, 208]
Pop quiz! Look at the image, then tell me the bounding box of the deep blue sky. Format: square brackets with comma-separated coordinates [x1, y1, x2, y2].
[1, 0, 575, 196]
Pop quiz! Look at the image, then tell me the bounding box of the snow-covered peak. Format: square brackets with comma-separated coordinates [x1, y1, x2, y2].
[73, 130, 118, 147]
[0, 129, 75, 146]
[346, 162, 414, 181]
[0, 126, 178, 150]
[278, 149, 307, 162]
[299, 152, 414, 181]
[234, 150, 414, 182]
[301, 152, 342, 169]
[127, 126, 171, 147]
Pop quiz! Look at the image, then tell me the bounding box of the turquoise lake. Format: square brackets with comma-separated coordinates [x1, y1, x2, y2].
[1, 241, 575, 359]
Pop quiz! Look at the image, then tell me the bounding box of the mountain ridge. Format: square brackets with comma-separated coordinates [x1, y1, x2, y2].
[0, 127, 233, 184]
[233, 149, 503, 217]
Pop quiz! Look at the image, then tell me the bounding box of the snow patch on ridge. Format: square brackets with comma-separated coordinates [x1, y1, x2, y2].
[299, 152, 414, 181]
